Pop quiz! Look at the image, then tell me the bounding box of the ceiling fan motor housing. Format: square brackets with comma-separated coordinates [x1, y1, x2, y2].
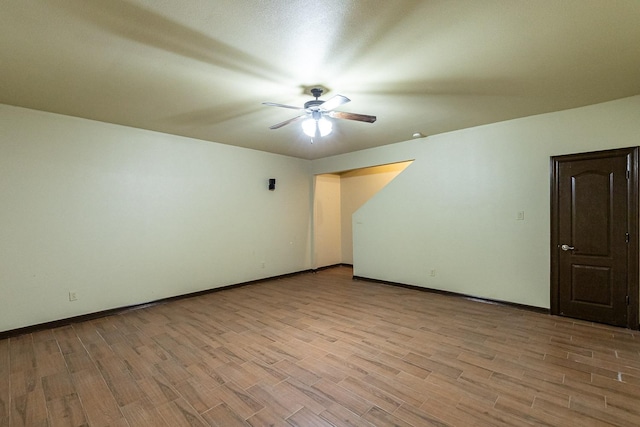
[304, 100, 324, 110]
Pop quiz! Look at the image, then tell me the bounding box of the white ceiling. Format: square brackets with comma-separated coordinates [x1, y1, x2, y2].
[2, 1, 639, 160]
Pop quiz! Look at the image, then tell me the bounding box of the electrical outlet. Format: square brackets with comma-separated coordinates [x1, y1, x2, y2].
[68, 292, 78, 302]
[430, 269, 436, 277]
[261, 261, 265, 269]
[516, 211, 525, 220]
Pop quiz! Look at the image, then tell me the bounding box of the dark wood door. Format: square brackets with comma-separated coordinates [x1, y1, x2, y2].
[551, 147, 639, 329]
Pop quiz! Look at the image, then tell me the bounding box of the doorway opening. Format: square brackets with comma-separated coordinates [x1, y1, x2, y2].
[312, 161, 413, 269]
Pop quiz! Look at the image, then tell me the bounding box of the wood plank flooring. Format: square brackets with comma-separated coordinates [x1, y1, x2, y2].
[1, 266, 640, 426]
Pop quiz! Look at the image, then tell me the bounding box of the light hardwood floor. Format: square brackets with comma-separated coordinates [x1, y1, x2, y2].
[1, 266, 640, 426]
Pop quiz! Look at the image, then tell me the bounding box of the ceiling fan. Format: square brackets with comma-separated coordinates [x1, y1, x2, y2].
[263, 88, 376, 138]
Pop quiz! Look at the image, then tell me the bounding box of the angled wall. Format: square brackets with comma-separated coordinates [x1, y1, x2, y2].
[340, 162, 412, 264]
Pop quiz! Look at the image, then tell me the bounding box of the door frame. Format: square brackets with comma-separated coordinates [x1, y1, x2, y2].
[550, 147, 639, 330]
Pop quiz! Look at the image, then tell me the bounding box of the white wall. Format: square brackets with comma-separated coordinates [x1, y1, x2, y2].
[340, 163, 411, 264]
[313, 174, 342, 268]
[313, 95, 640, 309]
[4, 96, 639, 332]
[0, 104, 312, 332]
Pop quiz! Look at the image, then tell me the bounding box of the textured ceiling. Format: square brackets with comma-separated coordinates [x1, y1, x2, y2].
[1, 0, 639, 159]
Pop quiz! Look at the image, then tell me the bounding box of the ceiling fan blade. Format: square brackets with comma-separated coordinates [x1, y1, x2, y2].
[262, 102, 303, 110]
[319, 94, 350, 111]
[328, 111, 377, 123]
[269, 115, 305, 129]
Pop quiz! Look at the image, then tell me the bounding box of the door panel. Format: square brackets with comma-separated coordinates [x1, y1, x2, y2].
[571, 171, 611, 256]
[571, 264, 610, 305]
[551, 147, 639, 329]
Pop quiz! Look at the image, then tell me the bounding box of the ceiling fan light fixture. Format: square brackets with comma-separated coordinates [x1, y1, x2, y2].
[302, 117, 332, 137]
[264, 90, 375, 135]
[318, 118, 332, 136]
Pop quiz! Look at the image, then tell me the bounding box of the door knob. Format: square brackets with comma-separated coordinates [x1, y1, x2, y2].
[561, 244, 575, 251]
